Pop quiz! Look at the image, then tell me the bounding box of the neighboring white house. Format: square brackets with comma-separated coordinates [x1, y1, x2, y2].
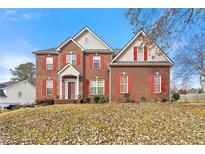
[0, 80, 36, 108]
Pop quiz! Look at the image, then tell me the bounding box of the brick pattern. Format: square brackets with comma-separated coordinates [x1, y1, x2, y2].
[110, 66, 170, 102]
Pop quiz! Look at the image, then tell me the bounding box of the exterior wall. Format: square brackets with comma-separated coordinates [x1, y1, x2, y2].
[110, 66, 170, 102]
[0, 81, 36, 105]
[75, 30, 108, 49]
[118, 34, 167, 62]
[36, 54, 59, 100]
[84, 53, 112, 99]
[59, 41, 84, 98]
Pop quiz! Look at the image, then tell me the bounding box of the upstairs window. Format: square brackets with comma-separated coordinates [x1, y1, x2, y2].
[120, 75, 128, 93]
[93, 56, 100, 69]
[46, 57, 53, 70]
[66, 54, 76, 65]
[90, 79, 104, 95]
[137, 46, 144, 61]
[154, 75, 161, 93]
[46, 80, 53, 95]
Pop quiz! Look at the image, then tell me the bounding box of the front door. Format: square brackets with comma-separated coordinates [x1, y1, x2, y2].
[68, 82, 75, 99]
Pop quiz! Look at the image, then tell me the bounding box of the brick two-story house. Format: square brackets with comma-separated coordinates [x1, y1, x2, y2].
[33, 27, 173, 103]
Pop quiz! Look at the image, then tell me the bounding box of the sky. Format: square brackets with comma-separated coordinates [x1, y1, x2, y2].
[0, 8, 201, 88]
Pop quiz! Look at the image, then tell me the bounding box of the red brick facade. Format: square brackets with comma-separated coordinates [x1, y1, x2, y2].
[34, 27, 172, 102]
[110, 66, 170, 102]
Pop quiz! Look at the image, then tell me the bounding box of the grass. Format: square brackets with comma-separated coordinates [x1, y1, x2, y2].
[0, 103, 205, 145]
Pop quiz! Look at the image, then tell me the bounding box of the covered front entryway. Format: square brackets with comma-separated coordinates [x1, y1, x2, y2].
[57, 63, 80, 99]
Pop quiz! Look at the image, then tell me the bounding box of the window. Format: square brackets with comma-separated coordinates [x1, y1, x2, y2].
[138, 46, 144, 61]
[85, 37, 88, 44]
[90, 79, 104, 95]
[93, 56, 100, 69]
[66, 54, 76, 65]
[18, 91, 22, 97]
[46, 80, 53, 95]
[154, 75, 161, 93]
[120, 75, 128, 93]
[46, 57, 53, 70]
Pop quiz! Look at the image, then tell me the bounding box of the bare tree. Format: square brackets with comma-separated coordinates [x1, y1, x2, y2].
[125, 8, 205, 52]
[174, 33, 205, 89]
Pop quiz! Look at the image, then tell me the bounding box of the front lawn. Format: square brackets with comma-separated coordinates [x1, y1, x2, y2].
[0, 103, 205, 144]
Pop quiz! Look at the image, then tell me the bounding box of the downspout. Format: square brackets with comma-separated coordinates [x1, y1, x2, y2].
[108, 66, 112, 103]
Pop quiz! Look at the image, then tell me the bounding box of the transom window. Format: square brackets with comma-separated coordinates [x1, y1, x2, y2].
[138, 46, 144, 61]
[66, 54, 76, 65]
[18, 91, 22, 98]
[46, 57, 53, 70]
[46, 80, 53, 95]
[93, 56, 100, 69]
[120, 75, 128, 93]
[154, 75, 161, 93]
[90, 79, 104, 95]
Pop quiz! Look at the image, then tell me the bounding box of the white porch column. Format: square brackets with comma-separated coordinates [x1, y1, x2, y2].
[76, 75, 79, 98]
[59, 76, 62, 99]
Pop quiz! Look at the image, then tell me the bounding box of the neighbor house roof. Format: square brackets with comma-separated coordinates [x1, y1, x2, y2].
[0, 81, 19, 89]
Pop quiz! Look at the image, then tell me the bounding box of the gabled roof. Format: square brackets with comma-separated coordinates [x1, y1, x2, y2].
[73, 26, 113, 51]
[0, 81, 19, 89]
[110, 29, 173, 65]
[56, 37, 84, 51]
[0, 80, 35, 90]
[57, 63, 80, 76]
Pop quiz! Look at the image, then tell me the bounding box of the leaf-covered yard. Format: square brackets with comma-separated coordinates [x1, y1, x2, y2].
[0, 103, 205, 145]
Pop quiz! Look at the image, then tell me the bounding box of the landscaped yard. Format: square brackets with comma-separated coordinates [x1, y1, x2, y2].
[0, 103, 205, 145]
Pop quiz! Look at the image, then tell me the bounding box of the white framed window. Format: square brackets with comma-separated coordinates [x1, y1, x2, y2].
[154, 75, 161, 93]
[46, 80, 53, 95]
[66, 54, 76, 65]
[93, 56, 100, 69]
[138, 46, 144, 61]
[90, 79, 104, 95]
[120, 75, 128, 93]
[18, 91, 22, 97]
[46, 57, 53, 70]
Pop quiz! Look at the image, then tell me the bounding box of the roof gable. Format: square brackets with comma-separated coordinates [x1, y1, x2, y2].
[56, 38, 84, 51]
[110, 30, 173, 65]
[73, 27, 113, 51]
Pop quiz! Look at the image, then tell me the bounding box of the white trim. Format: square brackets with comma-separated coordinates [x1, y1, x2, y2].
[56, 38, 84, 51]
[154, 75, 161, 93]
[120, 75, 128, 94]
[65, 79, 77, 99]
[73, 27, 113, 51]
[110, 30, 173, 65]
[57, 63, 80, 76]
[93, 55, 101, 69]
[46, 80, 53, 96]
[90, 79, 104, 95]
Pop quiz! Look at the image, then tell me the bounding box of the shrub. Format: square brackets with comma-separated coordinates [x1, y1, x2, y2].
[98, 95, 108, 103]
[198, 88, 203, 94]
[94, 95, 100, 103]
[83, 96, 90, 103]
[124, 93, 131, 103]
[141, 96, 146, 102]
[172, 92, 180, 101]
[36, 99, 54, 105]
